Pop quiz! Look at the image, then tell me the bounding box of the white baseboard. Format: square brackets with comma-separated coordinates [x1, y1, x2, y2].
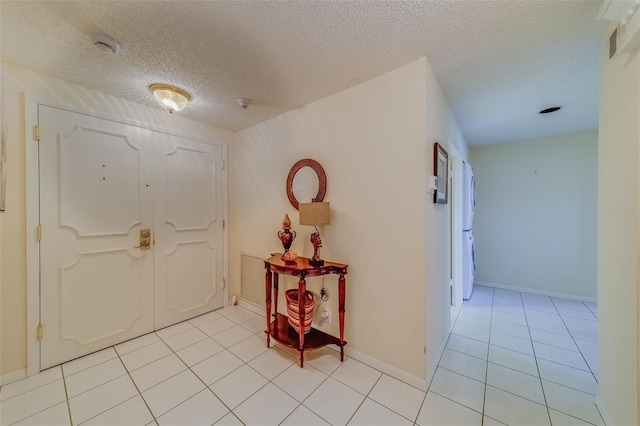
[0, 369, 27, 386]
[474, 281, 597, 304]
[595, 395, 612, 425]
[241, 298, 428, 390]
[238, 299, 265, 315]
[425, 330, 450, 389]
[336, 345, 427, 391]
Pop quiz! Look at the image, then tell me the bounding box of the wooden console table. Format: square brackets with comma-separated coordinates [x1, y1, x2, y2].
[264, 254, 348, 367]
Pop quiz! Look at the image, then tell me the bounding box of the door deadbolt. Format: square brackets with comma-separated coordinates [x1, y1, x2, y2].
[135, 229, 151, 250]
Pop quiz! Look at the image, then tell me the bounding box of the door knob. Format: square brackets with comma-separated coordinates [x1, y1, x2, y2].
[135, 228, 151, 250]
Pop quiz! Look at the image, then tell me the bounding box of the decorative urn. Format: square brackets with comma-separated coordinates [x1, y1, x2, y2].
[277, 214, 296, 253]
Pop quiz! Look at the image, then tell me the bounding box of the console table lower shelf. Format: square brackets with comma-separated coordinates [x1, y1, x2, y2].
[268, 313, 346, 367]
[264, 253, 348, 368]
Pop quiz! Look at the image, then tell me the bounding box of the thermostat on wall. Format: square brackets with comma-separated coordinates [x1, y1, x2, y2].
[428, 175, 438, 193]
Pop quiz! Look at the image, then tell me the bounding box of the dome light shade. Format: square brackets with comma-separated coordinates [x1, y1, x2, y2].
[149, 84, 191, 114]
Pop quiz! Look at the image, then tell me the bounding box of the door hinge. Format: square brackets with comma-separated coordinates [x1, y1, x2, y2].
[36, 224, 42, 241]
[223, 278, 226, 289]
[37, 324, 43, 341]
[222, 219, 226, 230]
[34, 125, 41, 142]
[222, 160, 226, 170]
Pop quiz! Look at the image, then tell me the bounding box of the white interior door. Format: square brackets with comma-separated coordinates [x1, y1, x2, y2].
[39, 106, 155, 369]
[38, 106, 225, 369]
[153, 133, 225, 329]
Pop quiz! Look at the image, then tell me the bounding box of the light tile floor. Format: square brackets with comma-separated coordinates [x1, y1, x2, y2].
[0, 285, 602, 425]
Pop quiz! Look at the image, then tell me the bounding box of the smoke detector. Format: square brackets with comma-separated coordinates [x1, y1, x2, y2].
[90, 33, 120, 54]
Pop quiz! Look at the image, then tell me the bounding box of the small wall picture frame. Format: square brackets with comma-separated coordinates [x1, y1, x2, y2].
[434, 142, 448, 204]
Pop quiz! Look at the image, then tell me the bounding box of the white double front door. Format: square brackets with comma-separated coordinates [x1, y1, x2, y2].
[38, 105, 224, 369]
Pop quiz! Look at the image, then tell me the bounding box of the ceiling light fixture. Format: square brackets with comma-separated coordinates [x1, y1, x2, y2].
[149, 84, 191, 114]
[90, 33, 120, 54]
[539, 106, 562, 114]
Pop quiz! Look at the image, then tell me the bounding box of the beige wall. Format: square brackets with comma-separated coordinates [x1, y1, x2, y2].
[470, 131, 598, 300]
[229, 58, 466, 381]
[1, 58, 466, 384]
[597, 24, 640, 425]
[0, 63, 233, 377]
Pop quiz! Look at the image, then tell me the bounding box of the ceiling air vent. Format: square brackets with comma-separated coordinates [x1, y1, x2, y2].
[539, 106, 561, 114]
[598, 1, 640, 56]
[610, 28, 617, 59]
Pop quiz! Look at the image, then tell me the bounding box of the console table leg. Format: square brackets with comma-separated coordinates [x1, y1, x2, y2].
[265, 269, 272, 348]
[273, 273, 279, 320]
[338, 274, 346, 358]
[298, 277, 306, 367]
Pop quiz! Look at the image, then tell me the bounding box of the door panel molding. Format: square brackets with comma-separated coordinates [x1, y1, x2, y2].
[25, 96, 229, 377]
[58, 127, 143, 237]
[164, 146, 217, 231]
[164, 219, 217, 233]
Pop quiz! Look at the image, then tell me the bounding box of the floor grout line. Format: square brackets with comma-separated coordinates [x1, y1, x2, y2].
[479, 285, 494, 425]
[551, 298, 600, 380]
[2, 289, 600, 426]
[518, 290, 554, 426]
[115, 342, 159, 426]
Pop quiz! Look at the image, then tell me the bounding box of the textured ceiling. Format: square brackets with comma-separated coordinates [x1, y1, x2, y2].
[0, 0, 606, 146]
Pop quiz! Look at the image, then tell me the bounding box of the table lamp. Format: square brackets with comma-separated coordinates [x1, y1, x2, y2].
[299, 202, 330, 266]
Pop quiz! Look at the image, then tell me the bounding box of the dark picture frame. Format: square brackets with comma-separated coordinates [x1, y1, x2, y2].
[434, 142, 448, 204]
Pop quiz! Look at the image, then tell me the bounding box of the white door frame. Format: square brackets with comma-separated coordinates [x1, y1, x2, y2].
[24, 95, 229, 376]
[449, 144, 464, 308]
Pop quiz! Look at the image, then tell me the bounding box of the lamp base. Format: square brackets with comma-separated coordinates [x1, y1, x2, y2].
[309, 258, 324, 267]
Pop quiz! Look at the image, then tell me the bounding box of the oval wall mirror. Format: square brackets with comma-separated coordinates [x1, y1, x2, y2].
[286, 159, 327, 209]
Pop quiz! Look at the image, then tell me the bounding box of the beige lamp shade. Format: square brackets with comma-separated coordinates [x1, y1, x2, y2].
[299, 202, 330, 226]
